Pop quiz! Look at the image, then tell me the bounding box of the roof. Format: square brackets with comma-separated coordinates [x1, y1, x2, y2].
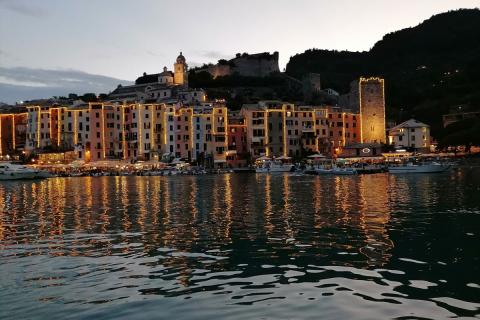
[159, 70, 174, 77]
[241, 104, 263, 111]
[135, 73, 161, 85]
[176, 52, 186, 64]
[391, 119, 430, 130]
[110, 83, 173, 96]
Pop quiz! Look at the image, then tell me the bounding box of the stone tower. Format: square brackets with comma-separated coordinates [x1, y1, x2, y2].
[174, 52, 188, 86]
[359, 77, 386, 143]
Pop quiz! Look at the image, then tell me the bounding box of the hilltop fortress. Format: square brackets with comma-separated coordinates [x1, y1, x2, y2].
[194, 52, 280, 78]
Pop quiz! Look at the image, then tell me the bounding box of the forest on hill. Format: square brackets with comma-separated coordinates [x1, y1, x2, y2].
[190, 9, 480, 142]
[286, 8, 480, 137]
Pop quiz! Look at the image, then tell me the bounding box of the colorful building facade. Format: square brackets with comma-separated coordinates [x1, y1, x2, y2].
[12, 77, 388, 165]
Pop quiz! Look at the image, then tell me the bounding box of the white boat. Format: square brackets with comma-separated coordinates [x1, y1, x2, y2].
[315, 167, 332, 175]
[255, 160, 294, 173]
[388, 162, 450, 174]
[331, 166, 357, 175]
[312, 162, 357, 175]
[0, 163, 52, 180]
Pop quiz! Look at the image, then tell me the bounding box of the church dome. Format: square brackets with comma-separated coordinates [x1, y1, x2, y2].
[176, 52, 186, 64]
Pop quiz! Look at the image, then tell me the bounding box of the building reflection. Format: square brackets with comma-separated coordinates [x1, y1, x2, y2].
[356, 175, 393, 266]
[0, 173, 408, 290]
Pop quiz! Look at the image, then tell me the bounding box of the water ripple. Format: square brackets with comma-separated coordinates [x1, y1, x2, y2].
[0, 168, 479, 319]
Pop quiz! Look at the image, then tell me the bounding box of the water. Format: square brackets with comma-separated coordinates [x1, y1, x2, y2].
[1, 168, 479, 319]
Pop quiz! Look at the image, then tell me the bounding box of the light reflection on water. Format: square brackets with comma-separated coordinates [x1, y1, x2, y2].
[0, 169, 479, 319]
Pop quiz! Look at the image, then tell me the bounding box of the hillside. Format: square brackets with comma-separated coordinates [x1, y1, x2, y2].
[286, 8, 480, 135]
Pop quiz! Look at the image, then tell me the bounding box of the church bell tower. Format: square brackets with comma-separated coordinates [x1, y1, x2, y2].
[174, 52, 188, 86]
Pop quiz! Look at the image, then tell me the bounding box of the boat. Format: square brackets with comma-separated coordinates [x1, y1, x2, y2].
[388, 161, 450, 174]
[232, 167, 256, 173]
[315, 167, 333, 175]
[255, 159, 294, 173]
[355, 164, 385, 174]
[331, 165, 357, 175]
[0, 163, 52, 180]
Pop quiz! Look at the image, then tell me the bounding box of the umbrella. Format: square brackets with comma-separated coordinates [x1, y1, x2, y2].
[307, 154, 326, 158]
[256, 156, 271, 161]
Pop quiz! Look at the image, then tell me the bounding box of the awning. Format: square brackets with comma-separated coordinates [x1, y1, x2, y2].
[256, 156, 271, 161]
[307, 153, 325, 158]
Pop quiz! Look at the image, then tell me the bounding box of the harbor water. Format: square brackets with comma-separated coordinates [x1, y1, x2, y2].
[0, 167, 479, 319]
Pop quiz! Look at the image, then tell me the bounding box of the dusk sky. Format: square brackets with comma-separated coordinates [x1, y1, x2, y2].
[0, 0, 479, 102]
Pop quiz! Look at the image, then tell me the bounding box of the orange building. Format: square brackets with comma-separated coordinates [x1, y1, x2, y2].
[0, 113, 27, 159]
[327, 107, 361, 156]
[226, 113, 248, 168]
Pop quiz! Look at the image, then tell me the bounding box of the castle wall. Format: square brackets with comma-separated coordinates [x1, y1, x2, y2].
[197, 52, 280, 78]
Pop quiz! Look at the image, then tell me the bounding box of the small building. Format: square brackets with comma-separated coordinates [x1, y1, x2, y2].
[388, 119, 431, 152]
[338, 143, 383, 158]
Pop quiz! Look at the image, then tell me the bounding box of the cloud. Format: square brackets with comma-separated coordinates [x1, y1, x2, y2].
[0, 0, 48, 18]
[0, 67, 132, 103]
[196, 50, 227, 60]
[146, 50, 165, 57]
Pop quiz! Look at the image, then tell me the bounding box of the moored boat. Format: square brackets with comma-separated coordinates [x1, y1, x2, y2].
[233, 167, 256, 173]
[255, 156, 295, 173]
[255, 160, 295, 173]
[0, 163, 52, 180]
[388, 161, 450, 174]
[331, 166, 358, 175]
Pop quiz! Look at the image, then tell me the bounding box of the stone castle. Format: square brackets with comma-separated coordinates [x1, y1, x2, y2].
[195, 52, 280, 78]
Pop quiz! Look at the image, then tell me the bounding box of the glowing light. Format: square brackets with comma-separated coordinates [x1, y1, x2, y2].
[313, 109, 318, 152]
[122, 104, 127, 160]
[57, 108, 61, 147]
[150, 104, 155, 154]
[11, 115, 15, 150]
[138, 104, 143, 157]
[359, 80, 363, 143]
[49, 108, 53, 145]
[282, 106, 287, 157]
[223, 107, 228, 157]
[101, 104, 106, 159]
[265, 110, 269, 157]
[189, 107, 194, 154]
[0, 115, 2, 156]
[73, 110, 78, 145]
[37, 106, 41, 148]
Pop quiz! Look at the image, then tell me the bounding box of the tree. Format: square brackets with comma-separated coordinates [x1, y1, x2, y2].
[439, 118, 480, 152]
[80, 93, 98, 102]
